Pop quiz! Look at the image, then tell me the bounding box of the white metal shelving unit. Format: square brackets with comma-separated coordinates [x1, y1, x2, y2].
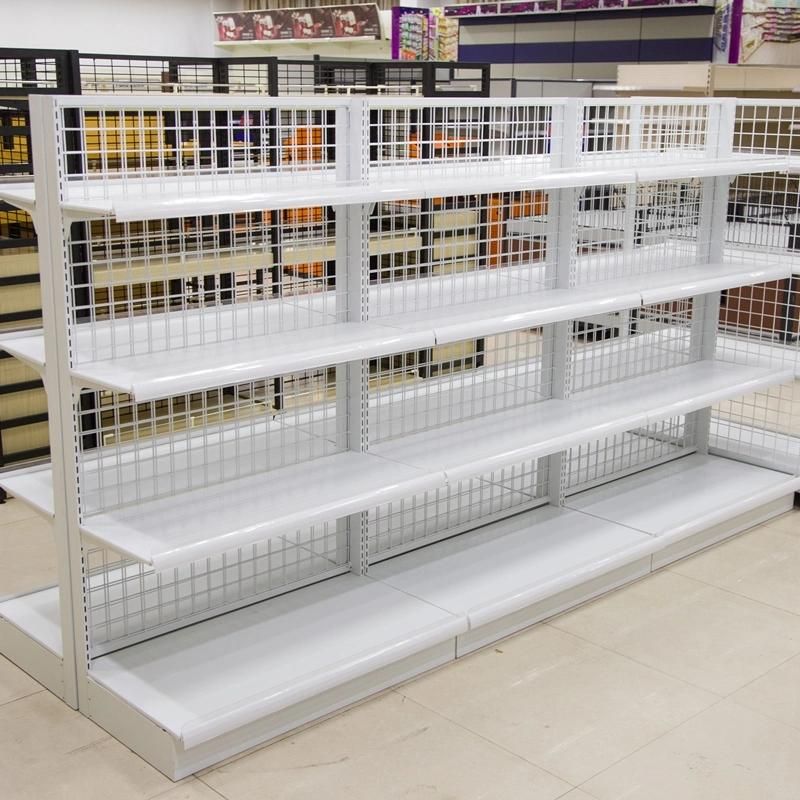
[1, 93, 799, 778]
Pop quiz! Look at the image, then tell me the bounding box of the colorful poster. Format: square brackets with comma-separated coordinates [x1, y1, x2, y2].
[392, 7, 429, 60]
[214, 5, 382, 43]
[443, 0, 712, 15]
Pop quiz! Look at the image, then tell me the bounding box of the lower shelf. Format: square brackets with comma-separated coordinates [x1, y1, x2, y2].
[566, 453, 800, 566]
[82, 452, 797, 779]
[0, 586, 62, 657]
[89, 574, 465, 750]
[0, 587, 65, 700]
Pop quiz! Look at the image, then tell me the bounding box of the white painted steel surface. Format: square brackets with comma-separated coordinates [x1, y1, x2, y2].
[0, 588, 62, 656]
[373, 362, 793, 480]
[80, 451, 444, 570]
[567, 453, 800, 540]
[0, 464, 55, 518]
[372, 506, 650, 628]
[89, 573, 464, 747]
[1, 158, 788, 222]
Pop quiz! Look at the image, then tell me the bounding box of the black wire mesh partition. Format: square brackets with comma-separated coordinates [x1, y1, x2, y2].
[0, 48, 80, 471]
[0, 48, 489, 476]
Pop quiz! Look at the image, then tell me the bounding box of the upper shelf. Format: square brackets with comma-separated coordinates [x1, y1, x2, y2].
[0, 152, 788, 222]
[2, 257, 790, 400]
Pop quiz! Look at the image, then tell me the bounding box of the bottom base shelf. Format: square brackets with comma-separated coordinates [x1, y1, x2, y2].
[0, 587, 64, 700]
[79, 452, 799, 779]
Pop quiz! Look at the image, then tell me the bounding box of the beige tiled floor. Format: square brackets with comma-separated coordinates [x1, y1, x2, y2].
[1, 498, 799, 799]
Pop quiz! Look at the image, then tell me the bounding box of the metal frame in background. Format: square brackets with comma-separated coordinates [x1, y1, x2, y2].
[0, 48, 81, 475]
[0, 49, 490, 473]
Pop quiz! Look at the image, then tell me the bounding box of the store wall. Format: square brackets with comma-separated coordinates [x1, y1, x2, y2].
[1, 0, 241, 57]
[459, 8, 715, 82]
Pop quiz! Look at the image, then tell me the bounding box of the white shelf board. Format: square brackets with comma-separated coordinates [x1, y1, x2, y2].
[0, 587, 62, 657]
[371, 505, 652, 630]
[566, 452, 800, 545]
[71, 321, 435, 402]
[373, 452, 799, 634]
[394, 261, 791, 345]
[0, 464, 55, 518]
[0, 182, 36, 217]
[9, 256, 786, 399]
[372, 361, 794, 481]
[89, 572, 465, 748]
[3, 153, 786, 222]
[80, 451, 445, 571]
[0, 330, 46, 374]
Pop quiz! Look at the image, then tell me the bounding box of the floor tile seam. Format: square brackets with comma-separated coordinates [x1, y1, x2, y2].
[0, 686, 45, 708]
[725, 692, 800, 737]
[661, 566, 800, 622]
[155, 777, 230, 800]
[0, 514, 42, 531]
[63, 732, 114, 756]
[554, 787, 599, 800]
[542, 622, 728, 698]
[575, 694, 729, 790]
[391, 690, 574, 790]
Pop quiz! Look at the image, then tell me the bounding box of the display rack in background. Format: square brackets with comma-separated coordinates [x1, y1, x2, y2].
[0, 93, 798, 778]
[0, 49, 82, 478]
[0, 47, 490, 484]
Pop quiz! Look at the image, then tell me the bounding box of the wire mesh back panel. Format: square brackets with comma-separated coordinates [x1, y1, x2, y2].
[366, 98, 563, 185]
[711, 101, 800, 473]
[577, 99, 714, 166]
[565, 300, 697, 494]
[35, 97, 349, 654]
[53, 96, 346, 366]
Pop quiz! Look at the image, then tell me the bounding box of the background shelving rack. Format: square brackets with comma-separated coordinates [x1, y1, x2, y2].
[0, 48, 490, 481]
[0, 90, 800, 778]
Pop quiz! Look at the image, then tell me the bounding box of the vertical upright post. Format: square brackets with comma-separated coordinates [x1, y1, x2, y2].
[335, 99, 371, 575]
[540, 98, 580, 507]
[689, 99, 736, 454]
[28, 94, 87, 708]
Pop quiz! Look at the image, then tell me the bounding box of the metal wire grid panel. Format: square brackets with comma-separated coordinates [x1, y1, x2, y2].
[0, 51, 71, 93]
[54, 95, 345, 195]
[711, 378, 800, 475]
[0, 50, 77, 468]
[570, 299, 694, 393]
[709, 102, 800, 473]
[366, 98, 562, 184]
[368, 189, 555, 319]
[569, 180, 706, 284]
[367, 331, 550, 560]
[85, 517, 348, 654]
[576, 99, 715, 166]
[565, 415, 693, 495]
[76, 362, 344, 515]
[564, 300, 697, 494]
[67, 207, 339, 363]
[79, 55, 219, 95]
[728, 102, 800, 259]
[712, 282, 800, 475]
